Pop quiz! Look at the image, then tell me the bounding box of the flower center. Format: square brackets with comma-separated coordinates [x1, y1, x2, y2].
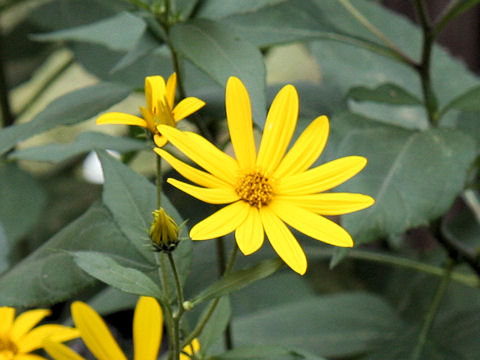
[0, 337, 18, 358]
[235, 172, 273, 208]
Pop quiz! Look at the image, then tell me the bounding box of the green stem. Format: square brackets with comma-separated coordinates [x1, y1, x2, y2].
[181, 243, 239, 348]
[156, 155, 162, 208]
[413, 0, 439, 126]
[411, 259, 454, 360]
[432, 0, 480, 37]
[0, 28, 14, 129]
[305, 247, 478, 288]
[215, 237, 233, 349]
[168, 252, 185, 311]
[337, 0, 415, 66]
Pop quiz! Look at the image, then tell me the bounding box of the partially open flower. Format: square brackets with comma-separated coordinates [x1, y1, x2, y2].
[96, 73, 205, 147]
[149, 208, 179, 252]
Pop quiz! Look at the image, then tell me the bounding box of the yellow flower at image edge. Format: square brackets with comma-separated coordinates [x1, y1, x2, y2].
[155, 77, 375, 275]
[96, 73, 205, 147]
[0, 306, 79, 360]
[44, 297, 199, 360]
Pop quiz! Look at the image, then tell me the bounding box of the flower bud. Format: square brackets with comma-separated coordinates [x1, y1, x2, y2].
[149, 208, 179, 252]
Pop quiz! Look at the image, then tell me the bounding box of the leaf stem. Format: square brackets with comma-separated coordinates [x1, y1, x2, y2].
[168, 251, 185, 311]
[432, 0, 480, 37]
[411, 259, 454, 360]
[413, 0, 439, 126]
[167, 251, 184, 360]
[337, 0, 415, 66]
[181, 243, 238, 348]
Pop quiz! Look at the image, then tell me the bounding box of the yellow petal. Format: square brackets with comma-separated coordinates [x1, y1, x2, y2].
[276, 156, 367, 195]
[71, 302, 126, 360]
[0, 307, 15, 335]
[173, 97, 205, 122]
[270, 199, 353, 247]
[276, 193, 375, 215]
[226, 76, 256, 169]
[96, 112, 147, 128]
[158, 125, 239, 185]
[154, 134, 168, 147]
[167, 178, 239, 204]
[14, 355, 46, 360]
[260, 206, 307, 275]
[44, 340, 86, 360]
[190, 201, 250, 240]
[11, 309, 51, 341]
[17, 325, 79, 353]
[274, 115, 329, 178]
[166, 73, 177, 109]
[155, 148, 230, 188]
[145, 76, 166, 114]
[235, 207, 264, 255]
[257, 85, 298, 175]
[140, 106, 156, 133]
[133, 297, 162, 360]
[180, 338, 200, 360]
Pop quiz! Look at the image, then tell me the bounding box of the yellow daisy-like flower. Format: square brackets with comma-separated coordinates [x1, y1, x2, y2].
[44, 297, 199, 360]
[154, 77, 375, 275]
[0, 306, 79, 360]
[96, 73, 205, 147]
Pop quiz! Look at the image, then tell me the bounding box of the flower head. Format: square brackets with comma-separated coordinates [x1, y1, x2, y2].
[96, 73, 205, 146]
[154, 77, 375, 275]
[44, 297, 199, 360]
[0, 306, 79, 360]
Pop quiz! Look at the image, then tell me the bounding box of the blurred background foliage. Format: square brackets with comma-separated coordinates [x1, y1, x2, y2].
[1, 0, 480, 359]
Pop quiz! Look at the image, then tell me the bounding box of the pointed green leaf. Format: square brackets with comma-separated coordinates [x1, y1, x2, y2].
[0, 82, 131, 155]
[170, 19, 266, 126]
[9, 132, 148, 163]
[192, 259, 282, 305]
[347, 83, 422, 105]
[33, 12, 147, 51]
[0, 203, 152, 307]
[199, 297, 231, 352]
[213, 345, 327, 359]
[197, 0, 288, 19]
[72, 250, 166, 303]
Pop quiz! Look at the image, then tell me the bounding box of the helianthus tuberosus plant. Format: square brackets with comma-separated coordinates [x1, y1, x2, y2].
[3, 0, 480, 359]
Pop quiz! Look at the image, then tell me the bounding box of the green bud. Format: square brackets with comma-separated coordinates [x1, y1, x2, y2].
[149, 208, 179, 252]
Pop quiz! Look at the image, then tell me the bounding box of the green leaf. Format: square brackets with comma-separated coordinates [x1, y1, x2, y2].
[198, 297, 232, 352]
[197, 0, 288, 19]
[0, 163, 47, 243]
[0, 202, 152, 307]
[9, 132, 148, 163]
[0, 224, 9, 273]
[347, 83, 422, 105]
[88, 286, 138, 316]
[33, 12, 147, 51]
[330, 112, 477, 245]
[192, 259, 282, 305]
[170, 19, 266, 126]
[0, 82, 132, 156]
[98, 151, 192, 287]
[213, 345, 327, 359]
[439, 85, 480, 118]
[233, 292, 404, 357]
[72, 251, 166, 303]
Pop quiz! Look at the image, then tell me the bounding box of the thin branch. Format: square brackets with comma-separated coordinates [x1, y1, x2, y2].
[433, 0, 480, 37]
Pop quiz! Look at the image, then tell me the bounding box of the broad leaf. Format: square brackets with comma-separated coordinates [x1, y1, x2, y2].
[192, 259, 282, 305]
[0, 202, 151, 307]
[330, 112, 476, 245]
[233, 292, 404, 357]
[72, 251, 166, 303]
[347, 83, 422, 106]
[213, 345, 327, 359]
[33, 12, 147, 52]
[0, 82, 131, 156]
[170, 19, 266, 126]
[0, 164, 47, 243]
[198, 297, 231, 352]
[10, 132, 148, 163]
[197, 0, 288, 19]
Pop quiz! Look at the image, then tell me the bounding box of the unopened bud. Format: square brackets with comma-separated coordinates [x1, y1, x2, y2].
[149, 208, 179, 252]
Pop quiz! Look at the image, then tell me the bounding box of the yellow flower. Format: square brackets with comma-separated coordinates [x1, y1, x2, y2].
[0, 306, 79, 360]
[96, 73, 205, 147]
[44, 297, 199, 360]
[154, 77, 375, 275]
